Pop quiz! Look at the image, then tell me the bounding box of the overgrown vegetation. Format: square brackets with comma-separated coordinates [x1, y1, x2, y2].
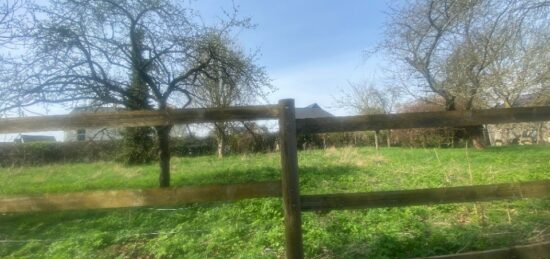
[0, 135, 277, 167]
[1, 145, 549, 258]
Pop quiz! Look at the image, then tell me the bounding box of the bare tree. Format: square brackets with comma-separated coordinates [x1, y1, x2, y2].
[381, 0, 550, 148]
[483, 1, 550, 107]
[2, 0, 253, 187]
[337, 82, 400, 148]
[0, 0, 23, 46]
[382, 0, 473, 110]
[0, 1, 29, 120]
[190, 32, 272, 158]
[337, 82, 399, 115]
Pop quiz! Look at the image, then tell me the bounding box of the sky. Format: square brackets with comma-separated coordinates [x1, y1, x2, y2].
[1, 0, 392, 142]
[193, 0, 390, 114]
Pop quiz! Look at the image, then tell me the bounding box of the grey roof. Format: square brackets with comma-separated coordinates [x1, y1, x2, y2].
[305, 103, 321, 109]
[295, 103, 333, 119]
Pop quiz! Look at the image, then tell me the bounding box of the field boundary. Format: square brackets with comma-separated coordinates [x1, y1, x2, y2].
[301, 180, 550, 211]
[3, 179, 549, 214]
[0, 105, 279, 134]
[296, 106, 550, 133]
[0, 101, 549, 258]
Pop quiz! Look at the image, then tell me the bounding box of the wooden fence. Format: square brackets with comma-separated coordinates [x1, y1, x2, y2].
[0, 100, 549, 259]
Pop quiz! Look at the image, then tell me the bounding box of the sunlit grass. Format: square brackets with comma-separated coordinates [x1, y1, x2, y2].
[1, 145, 549, 258]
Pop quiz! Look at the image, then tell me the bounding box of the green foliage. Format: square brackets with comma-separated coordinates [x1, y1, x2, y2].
[118, 27, 157, 166]
[119, 127, 157, 165]
[0, 141, 121, 167]
[170, 136, 216, 157]
[0, 145, 549, 258]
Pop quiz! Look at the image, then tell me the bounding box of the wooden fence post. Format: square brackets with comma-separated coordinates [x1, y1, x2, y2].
[278, 99, 304, 259]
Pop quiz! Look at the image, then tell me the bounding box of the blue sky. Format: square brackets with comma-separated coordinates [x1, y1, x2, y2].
[2, 1, 392, 141]
[193, 0, 390, 114]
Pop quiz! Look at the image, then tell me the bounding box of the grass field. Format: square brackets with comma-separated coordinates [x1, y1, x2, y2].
[1, 145, 549, 258]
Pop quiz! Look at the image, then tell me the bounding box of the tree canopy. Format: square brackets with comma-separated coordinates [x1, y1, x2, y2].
[0, 0, 271, 186]
[381, 0, 550, 110]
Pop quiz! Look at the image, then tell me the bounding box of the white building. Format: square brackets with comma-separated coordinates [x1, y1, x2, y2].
[64, 107, 189, 142]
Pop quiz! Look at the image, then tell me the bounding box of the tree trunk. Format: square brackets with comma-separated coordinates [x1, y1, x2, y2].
[386, 130, 391, 147]
[156, 125, 172, 188]
[465, 125, 486, 149]
[123, 127, 155, 164]
[537, 122, 544, 144]
[217, 137, 225, 158]
[445, 98, 486, 149]
[374, 130, 379, 151]
[123, 29, 155, 164]
[215, 122, 226, 158]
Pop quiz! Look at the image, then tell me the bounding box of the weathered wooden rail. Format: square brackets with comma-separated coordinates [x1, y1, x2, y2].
[0, 105, 279, 133]
[0, 101, 549, 259]
[2, 179, 549, 214]
[301, 180, 550, 211]
[0, 181, 281, 213]
[296, 106, 550, 134]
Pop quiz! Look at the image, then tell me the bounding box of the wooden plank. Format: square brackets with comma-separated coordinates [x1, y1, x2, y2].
[296, 106, 550, 134]
[301, 180, 550, 211]
[0, 181, 281, 213]
[415, 241, 550, 259]
[278, 99, 304, 259]
[0, 105, 279, 134]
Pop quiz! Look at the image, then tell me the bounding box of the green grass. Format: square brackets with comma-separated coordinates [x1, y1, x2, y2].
[1, 145, 549, 258]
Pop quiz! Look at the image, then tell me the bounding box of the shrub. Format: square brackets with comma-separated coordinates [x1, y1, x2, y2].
[119, 127, 157, 165]
[0, 141, 121, 167]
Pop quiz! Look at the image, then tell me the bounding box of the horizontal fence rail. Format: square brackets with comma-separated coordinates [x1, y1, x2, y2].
[296, 106, 550, 134]
[301, 180, 550, 211]
[417, 241, 550, 259]
[0, 105, 279, 134]
[0, 181, 282, 213]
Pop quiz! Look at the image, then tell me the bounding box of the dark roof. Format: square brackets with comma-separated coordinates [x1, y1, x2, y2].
[305, 103, 321, 109]
[295, 103, 333, 119]
[15, 135, 56, 143]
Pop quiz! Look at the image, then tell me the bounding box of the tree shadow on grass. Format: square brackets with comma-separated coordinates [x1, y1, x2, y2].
[170, 166, 281, 187]
[299, 164, 375, 194]
[169, 164, 366, 189]
[304, 213, 549, 258]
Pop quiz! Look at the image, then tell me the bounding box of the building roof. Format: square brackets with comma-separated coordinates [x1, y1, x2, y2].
[295, 103, 333, 119]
